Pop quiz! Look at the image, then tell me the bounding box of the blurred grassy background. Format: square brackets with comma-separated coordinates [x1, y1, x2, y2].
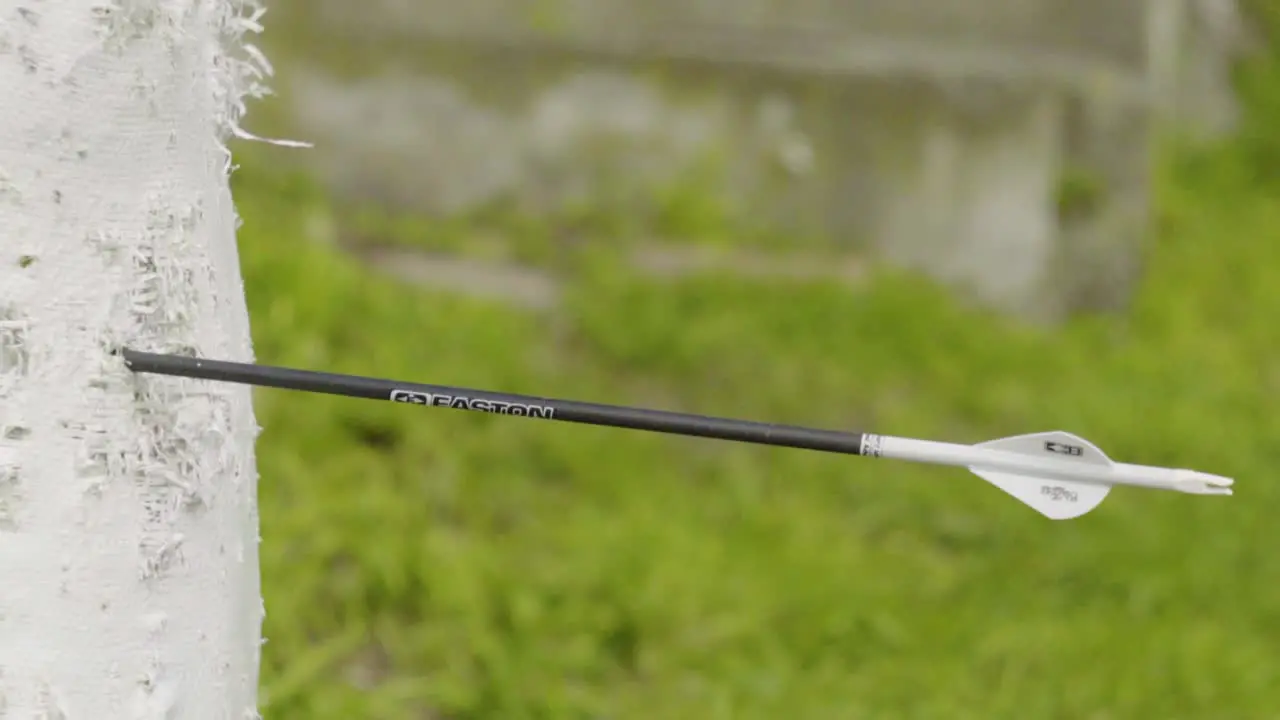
[237, 6, 1280, 719]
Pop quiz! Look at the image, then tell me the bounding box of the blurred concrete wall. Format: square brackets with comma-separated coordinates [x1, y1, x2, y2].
[261, 0, 1244, 321]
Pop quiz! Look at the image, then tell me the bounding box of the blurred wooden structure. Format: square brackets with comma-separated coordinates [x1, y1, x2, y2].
[264, 0, 1245, 320]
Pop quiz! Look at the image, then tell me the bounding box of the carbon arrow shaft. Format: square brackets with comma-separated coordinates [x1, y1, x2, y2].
[120, 349, 1232, 520]
[121, 349, 876, 456]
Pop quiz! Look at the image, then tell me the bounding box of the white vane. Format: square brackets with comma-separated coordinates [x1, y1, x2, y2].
[861, 430, 1232, 520]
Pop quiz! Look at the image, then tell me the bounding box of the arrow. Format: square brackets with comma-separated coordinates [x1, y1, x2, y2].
[120, 349, 1233, 520]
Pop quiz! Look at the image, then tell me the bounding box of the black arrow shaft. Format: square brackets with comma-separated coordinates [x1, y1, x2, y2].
[121, 350, 871, 456]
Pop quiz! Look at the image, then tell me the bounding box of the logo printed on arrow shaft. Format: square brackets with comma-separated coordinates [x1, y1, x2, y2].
[389, 389, 555, 419]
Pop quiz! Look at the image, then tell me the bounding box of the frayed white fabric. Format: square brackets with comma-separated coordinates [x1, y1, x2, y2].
[0, 1, 301, 716]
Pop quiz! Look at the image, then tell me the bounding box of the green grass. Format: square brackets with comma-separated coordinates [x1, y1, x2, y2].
[314, 161, 837, 272]
[238, 49, 1280, 720]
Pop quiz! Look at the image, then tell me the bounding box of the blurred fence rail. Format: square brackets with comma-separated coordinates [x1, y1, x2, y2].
[262, 0, 1245, 321]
